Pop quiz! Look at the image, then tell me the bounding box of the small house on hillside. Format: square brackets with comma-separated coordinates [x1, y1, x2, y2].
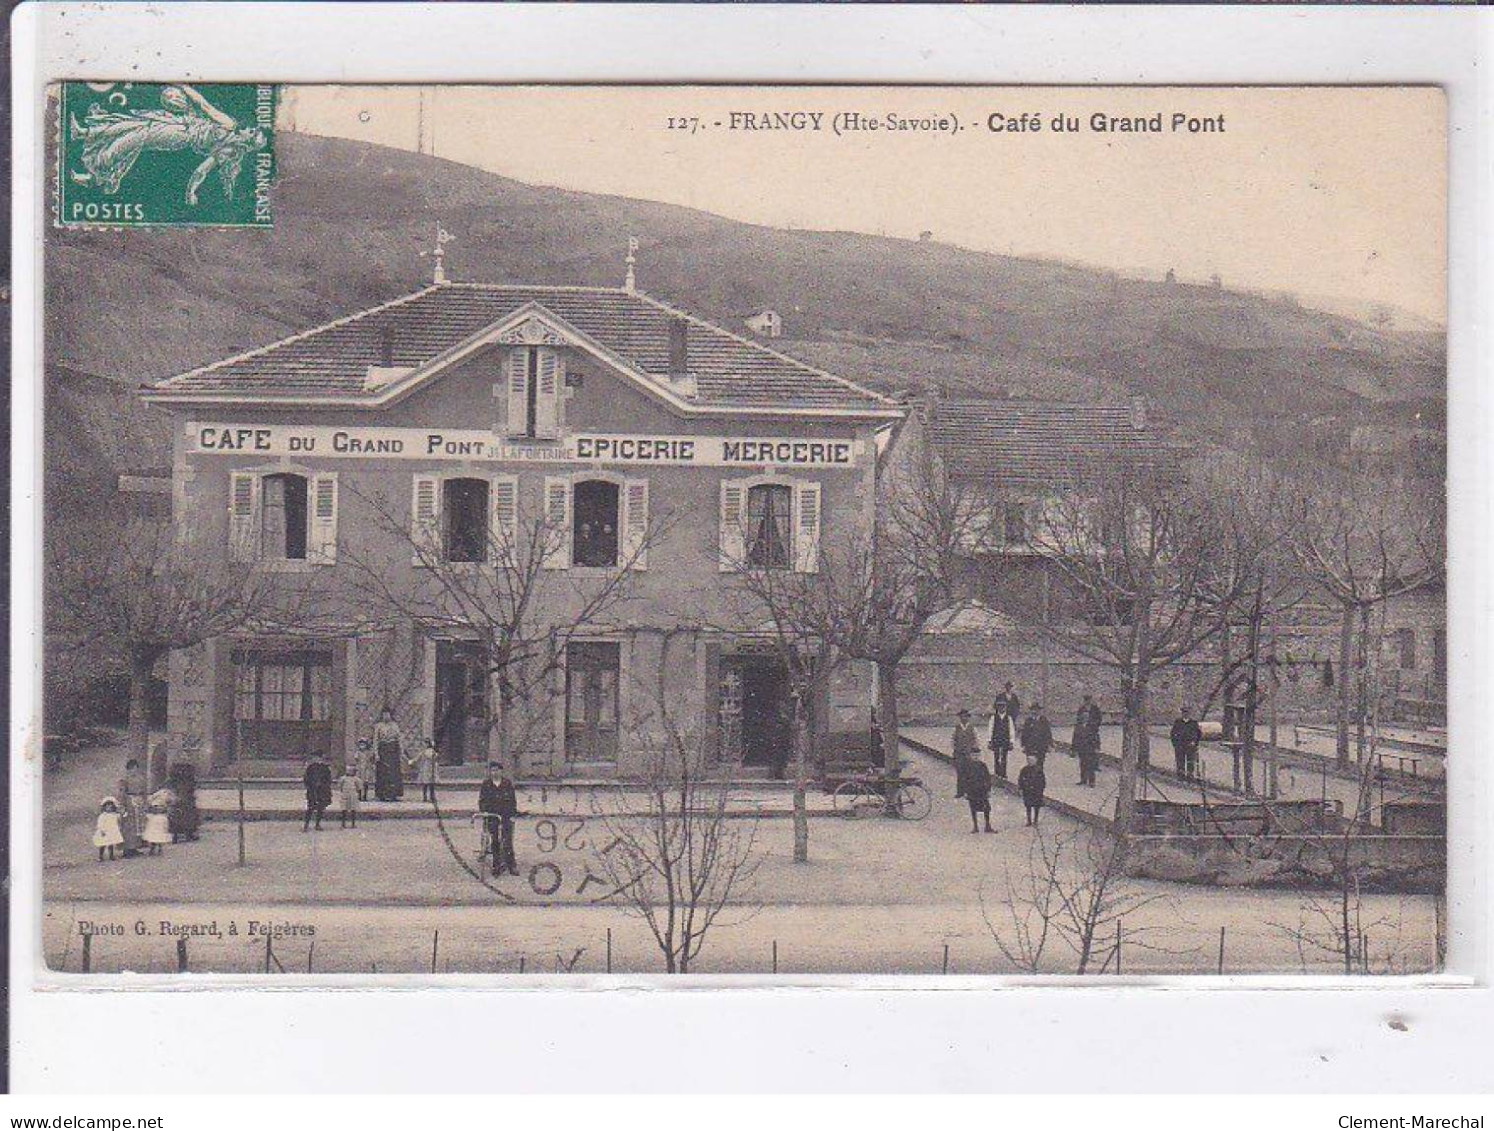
[743, 310, 782, 338]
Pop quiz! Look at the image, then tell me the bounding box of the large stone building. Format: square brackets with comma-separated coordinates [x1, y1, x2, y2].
[142, 277, 901, 778]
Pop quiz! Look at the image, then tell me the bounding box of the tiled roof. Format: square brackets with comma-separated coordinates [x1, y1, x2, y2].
[927, 398, 1155, 488]
[145, 284, 897, 416]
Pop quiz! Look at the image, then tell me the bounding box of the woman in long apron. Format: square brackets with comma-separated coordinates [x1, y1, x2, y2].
[373, 707, 405, 802]
[116, 757, 148, 856]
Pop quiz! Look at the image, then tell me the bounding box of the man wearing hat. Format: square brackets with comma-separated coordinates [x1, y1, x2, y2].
[478, 761, 520, 877]
[951, 708, 981, 800]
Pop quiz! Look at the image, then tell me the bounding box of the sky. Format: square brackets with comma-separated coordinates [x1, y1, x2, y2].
[283, 85, 1447, 325]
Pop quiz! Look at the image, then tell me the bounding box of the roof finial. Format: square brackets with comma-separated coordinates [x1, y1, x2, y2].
[423, 222, 455, 284]
[624, 236, 639, 293]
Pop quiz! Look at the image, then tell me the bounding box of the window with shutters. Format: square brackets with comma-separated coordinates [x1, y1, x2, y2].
[261, 473, 309, 561]
[230, 470, 338, 567]
[573, 479, 620, 567]
[506, 346, 562, 440]
[442, 477, 490, 564]
[747, 484, 793, 570]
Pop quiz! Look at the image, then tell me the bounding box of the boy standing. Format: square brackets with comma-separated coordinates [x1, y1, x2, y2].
[964, 757, 994, 834]
[1017, 752, 1047, 827]
[951, 708, 981, 799]
[338, 764, 363, 828]
[303, 752, 333, 832]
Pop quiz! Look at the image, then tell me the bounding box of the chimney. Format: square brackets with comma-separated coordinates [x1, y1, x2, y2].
[379, 324, 396, 368]
[668, 316, 690, 380]
[1130, 396, 1148, 431]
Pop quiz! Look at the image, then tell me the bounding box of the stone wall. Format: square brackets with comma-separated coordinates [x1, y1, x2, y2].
[1124, 832, 1445, 893]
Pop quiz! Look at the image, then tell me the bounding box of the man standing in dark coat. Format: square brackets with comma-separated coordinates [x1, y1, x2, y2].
[479, 762, 520, 877]
[995, 682, 1022, 725]
[1072, 695, 1103, 787]
[1170, 709, 1203, 781]
[1020, 703, 1053, 768]
[302, 752, 333, 832]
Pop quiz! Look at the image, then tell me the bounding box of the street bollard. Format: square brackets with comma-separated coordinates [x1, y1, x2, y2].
[1217, 926, 1225, 975]
[606, 928, 612, 974]
[1115, 919, 1122, 975]
[942, 943, 950, 975]
[264, 936, 273, 973]
[772, 940, 778, 974]
[431, 930, 440, 974]
[177, 937, 189, 973]
[82, 932, 92, 973]
[519, 955, 526, 974]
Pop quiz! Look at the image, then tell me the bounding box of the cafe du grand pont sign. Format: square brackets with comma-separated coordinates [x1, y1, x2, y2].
[187, 424, 858, 469]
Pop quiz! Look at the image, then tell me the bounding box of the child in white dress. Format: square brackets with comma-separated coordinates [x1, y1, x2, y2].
[93, 797, 124, 861]
[142, 788, 174, 855]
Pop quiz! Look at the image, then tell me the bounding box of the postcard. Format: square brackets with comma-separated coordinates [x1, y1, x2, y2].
[38, 83, 1447, 977]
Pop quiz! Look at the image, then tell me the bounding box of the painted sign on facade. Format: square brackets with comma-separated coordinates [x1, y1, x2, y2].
[186, 424, 859, 468]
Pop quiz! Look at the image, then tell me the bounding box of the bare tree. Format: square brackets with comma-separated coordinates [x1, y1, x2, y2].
[340, 484, 672, 766]
[981, 826, 1183, 974]
[48, 512, 301, 768]
[1023, 456, 1257, 833]
[588, 710, 764, 974]
[726, 436, 994, 812]
[1283, 461, 1443, 768]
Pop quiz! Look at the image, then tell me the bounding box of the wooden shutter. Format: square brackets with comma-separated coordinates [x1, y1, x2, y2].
[719, 480, 746, 572]
[505, 348, 529, 437]
[309, 473, 339, 565]
[542, 476, 572, 569]
[228, 472, 260, 563]
[491, 474, 519, 568]
[411, 474, 442, 564]
[622, 478, 649, 570]
[535, 348, 562, 439]
[794, 481, 821, 573]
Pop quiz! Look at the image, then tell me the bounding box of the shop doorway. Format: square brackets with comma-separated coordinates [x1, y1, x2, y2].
[739, 657, 791, 778]
[434, 641, 489, 766]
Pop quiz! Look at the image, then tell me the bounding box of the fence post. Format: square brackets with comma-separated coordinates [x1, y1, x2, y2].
[176, 937, 189, 973]
[772, 940, 778, 974]
[237, 770, 247, 867]
[519, 955, 526, 974]
[81, 932, 92, 974]
[1217, 926, 1225, 975]
[942, 943, 950, 975]
[307, 941, 315, 973]
[431, 930, 440, 974]
[264, 936, 273, 973]
[606, 928, 612, 974]
[1115, 919, 1122, 975]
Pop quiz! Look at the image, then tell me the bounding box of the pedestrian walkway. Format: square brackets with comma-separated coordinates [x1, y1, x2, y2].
[904, 716, 1442, 830]
[901, 726, 1118, 828]
[195, 782, 841, 821]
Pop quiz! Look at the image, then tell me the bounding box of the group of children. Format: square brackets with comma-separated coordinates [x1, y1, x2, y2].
[93, 790, 174, 859]
[303, 735, 442, 831]
[93, 759, 202, 862]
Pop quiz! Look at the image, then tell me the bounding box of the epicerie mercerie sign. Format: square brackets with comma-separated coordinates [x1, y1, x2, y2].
[187, 424, 858, 468]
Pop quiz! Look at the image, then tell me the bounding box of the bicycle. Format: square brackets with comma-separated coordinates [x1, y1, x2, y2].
[832, 766, 933, 821]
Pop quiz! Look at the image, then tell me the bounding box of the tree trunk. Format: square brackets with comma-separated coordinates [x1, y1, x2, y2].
[1356, 602, 1371, 766]
[1336, 603, 1354, 768]
[792, 712, 809, 863]
[1113, 669, 1148, 837]
[127, 651, 157, 776]
[876, 660, 902, 817]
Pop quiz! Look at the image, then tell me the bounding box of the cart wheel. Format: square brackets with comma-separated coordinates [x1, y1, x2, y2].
[896, 782, 933, 821]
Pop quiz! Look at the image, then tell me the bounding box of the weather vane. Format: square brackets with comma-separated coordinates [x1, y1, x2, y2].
[421, 222, 456, 284]
[624, 235, 639, 293]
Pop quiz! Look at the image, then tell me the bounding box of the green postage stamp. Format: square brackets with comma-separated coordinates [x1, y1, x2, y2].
[57, 82, 276, 228]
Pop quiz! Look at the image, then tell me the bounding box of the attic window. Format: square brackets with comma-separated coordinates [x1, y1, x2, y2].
[506, 347, 562, 440]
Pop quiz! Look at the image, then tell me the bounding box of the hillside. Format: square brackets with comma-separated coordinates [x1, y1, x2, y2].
[44, 132, 1445, 508]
